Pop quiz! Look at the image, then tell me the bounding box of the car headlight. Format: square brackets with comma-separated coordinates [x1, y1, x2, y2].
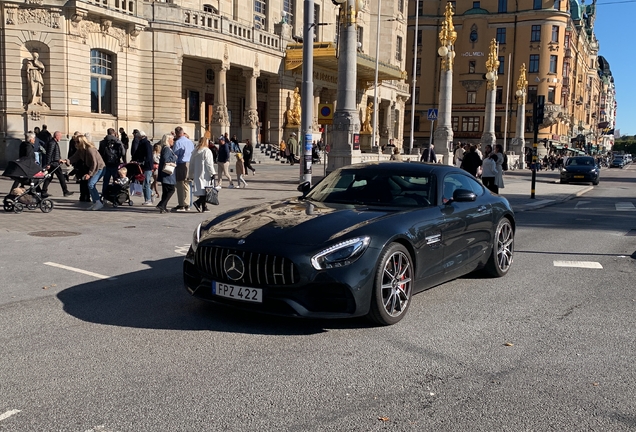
[311, 237, 370, 270]
[192, 223, 202, 252]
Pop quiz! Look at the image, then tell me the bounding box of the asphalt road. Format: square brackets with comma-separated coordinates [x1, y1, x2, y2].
[0, 164, 634, 431]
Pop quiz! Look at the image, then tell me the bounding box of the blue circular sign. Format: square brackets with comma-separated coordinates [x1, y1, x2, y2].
[320, 106, 332, 117]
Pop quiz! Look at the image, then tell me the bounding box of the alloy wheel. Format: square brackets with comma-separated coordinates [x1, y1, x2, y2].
[496, 220, 514, 272]
[380, 250, 412, 317]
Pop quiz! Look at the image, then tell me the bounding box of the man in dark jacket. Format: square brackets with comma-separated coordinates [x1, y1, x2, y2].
[119, 127, 129, 163]
[216, 135, 234, 188]
[37, 124, 52, 144]
[460, 145, 483, 177]
[41, 131, 73, 198]
[99, 128, 125, 196]
[133, 130, 154, 205]
[420, 144, 437, 163]
[130, 129, 140, 159]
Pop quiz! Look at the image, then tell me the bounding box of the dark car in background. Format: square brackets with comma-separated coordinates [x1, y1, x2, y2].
[560, 156, 600, 185]
[183, 162, 515, 325]
[610, 156, 626, 168]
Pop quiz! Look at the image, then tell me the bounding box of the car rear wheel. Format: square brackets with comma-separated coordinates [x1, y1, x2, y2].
[367, 243, 413, 326]
[485, 218, 514, 277]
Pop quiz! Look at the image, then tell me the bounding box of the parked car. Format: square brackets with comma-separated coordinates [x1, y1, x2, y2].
[183, 162, 516, 325]
[560, 156, 600, 185]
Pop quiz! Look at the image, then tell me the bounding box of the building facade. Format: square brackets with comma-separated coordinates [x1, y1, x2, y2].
[405, 0, 615, 156]
[0, 0, 409, 165]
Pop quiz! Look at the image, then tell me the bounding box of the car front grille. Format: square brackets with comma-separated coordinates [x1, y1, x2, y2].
[195, 245, 299, 286]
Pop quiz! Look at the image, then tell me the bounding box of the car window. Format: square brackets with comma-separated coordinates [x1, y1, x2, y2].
[442, 173, 477, 202]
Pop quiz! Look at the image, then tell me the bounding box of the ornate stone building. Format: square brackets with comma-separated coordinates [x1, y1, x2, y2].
[0, 0, 408, 164]
[405, 0, 615, 155]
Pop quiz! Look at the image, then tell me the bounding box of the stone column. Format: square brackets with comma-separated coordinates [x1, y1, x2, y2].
[511, 64, 528, 168]
[242, 69, 259, 146]
[481, 86, 497, 148]
[211, 63, 230, 138]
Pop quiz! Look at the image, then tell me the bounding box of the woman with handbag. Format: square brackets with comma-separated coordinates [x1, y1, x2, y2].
[188, 136, 216, 212]
[156, 134, 177, 214]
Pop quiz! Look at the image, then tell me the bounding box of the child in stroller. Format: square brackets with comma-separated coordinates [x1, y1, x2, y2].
[2, 158, 57, 213]
[102, 164, 138, 207]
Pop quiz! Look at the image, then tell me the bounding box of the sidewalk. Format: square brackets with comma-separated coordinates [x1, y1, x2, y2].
[0, 149, 592, 233]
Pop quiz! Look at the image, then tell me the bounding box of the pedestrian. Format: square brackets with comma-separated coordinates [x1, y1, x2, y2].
[230, 134, 240, 153]
[287, 133, 298, 165]
[32, 127, 45, 165]
[41, 130, 74, 198]
[152, 143, 161, 199]
[494, 144, 505, 191]
[216, 135, 234, 188]
[235, 152, 248, 188]
[454, 142, 465, 167]
[130, 129, 140, 158]
[119, 127, 129, 163]
[389, 147, 403, 161]
[189, 137, 216, 213]
[279, 139, 287, 161]
[242, 139, 256, 175]
[63, 134, 105, 210]
[172, 126, 195, 211]
[156, 134, 177, 214]
[460, 145, 483, 177]
[208, 138, 218, 163]
[10, 132, 37, 191]
[98, 128, 125, 197]
[420, 144, 437, 163]
[481, 153, 499, 194]
[37, 124, 52, 144]
[132, 130, 154, 205]
[68, 131, 90, 202]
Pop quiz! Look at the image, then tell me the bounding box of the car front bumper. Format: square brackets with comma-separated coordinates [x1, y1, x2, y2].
[560, 172, 599, 183]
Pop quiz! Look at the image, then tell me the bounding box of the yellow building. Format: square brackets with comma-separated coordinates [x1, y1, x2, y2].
[406, 0, 612, 155]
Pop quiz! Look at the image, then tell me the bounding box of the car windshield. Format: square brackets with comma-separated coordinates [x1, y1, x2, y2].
[566, 157, 595, 166]
[306, 168, 435, 207]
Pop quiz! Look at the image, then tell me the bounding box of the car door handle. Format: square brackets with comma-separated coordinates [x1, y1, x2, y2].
[477, 205, 487, 213]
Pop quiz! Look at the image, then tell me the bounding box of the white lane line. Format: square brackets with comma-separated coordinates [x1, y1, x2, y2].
[0, 409, 21, 421]
[43, 262, 117, 280]
[554, 261, 603, 269]
[526, 199, 554, 207]
[615, 202, 636, 211]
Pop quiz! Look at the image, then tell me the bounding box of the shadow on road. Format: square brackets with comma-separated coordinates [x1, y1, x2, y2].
[57, 256, 372, 335]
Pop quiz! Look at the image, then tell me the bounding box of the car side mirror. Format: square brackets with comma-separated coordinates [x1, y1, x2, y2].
[452, 189, 477, 202]
[297, 181, 311, 197]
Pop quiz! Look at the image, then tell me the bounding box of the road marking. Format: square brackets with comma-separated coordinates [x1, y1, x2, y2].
[43, 262, 117, 280]
[615, 202, 636, 211]
[526, 199, 554, 207]
[553, 261, 603, 269]
[575, 201, 591, 210]
[0, 410, 21, 421]
[175, 244, 191, 256]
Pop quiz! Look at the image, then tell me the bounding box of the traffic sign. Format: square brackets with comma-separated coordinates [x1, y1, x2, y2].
[318, 103, 334, 125]
[427, 108, 438, 121]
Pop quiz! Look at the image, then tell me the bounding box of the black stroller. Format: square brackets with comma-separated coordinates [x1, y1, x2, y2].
[102, 162, 142, 207]
[2, 158, 57, 213]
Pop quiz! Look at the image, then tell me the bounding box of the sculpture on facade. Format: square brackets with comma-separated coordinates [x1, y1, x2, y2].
[361, 101, 373, 134]
[284, 87, 301, 127]
[26, 52, 48, 108]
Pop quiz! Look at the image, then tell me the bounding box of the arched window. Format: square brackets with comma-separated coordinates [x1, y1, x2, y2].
[90, 50, 113, 114]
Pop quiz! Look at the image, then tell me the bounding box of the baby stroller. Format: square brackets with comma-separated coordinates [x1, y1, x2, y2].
[312, 147, 321, 164]
[102, 162, 143, 207]
[2, 158, 57, 214]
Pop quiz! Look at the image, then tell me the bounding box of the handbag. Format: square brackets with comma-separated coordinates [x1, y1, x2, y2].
[162, 164, 175, 175]
[130, 182, 143, 197]
[204, 186, 219, 205]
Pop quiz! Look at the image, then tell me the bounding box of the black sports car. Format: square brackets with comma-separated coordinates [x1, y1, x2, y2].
[184, 162, 515, 325]
[560, 156, 600, 185]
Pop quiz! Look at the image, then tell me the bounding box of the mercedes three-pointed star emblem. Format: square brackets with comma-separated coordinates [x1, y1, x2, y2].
[223, 254, 245, 281]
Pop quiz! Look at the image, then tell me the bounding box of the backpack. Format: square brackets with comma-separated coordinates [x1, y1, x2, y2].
[502, 154, 509, 171]
[102, 140, 121, 165]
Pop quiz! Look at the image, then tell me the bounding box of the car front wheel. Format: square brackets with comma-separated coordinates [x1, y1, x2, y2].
[485, 218, 514, 277]
[368, 243, 413, 326]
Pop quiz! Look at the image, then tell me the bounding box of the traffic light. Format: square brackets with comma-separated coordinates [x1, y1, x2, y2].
[535, 95, 545, 125]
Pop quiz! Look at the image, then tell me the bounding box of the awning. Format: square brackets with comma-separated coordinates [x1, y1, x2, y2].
[285, 42, 406, 82]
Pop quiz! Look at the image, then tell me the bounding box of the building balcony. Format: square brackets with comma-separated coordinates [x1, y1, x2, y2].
[562, 77, 570, 87]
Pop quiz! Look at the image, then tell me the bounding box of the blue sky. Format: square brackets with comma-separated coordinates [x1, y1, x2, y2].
[593, 0, 636, 136]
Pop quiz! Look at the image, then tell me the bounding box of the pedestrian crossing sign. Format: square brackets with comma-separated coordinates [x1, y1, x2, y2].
[427, 109, 438, 121]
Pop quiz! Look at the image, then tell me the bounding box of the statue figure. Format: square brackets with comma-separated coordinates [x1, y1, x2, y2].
[26, 52, 47, 107]
[284, 87, 301, 127]
[361, 101, 373, 134]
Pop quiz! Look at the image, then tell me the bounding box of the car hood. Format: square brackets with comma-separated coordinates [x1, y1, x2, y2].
[200, 199, 396, 246]
[564, 165, 596, 173]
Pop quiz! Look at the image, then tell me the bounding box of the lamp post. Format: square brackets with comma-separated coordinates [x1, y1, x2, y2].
[408, 0, 420, 155]
[300, 0, 314, 184]
[372, 0, 381, 159]
[513, 63, 528, 168]
[433, 2, 456, 165]
[328, 0, 364, 172]
[481, 39, 499, 149]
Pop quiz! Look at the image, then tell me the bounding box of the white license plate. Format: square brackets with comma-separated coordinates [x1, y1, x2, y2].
[212, 281, 263, 303]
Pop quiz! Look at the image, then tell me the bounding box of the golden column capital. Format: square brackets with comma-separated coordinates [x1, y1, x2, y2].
[485, 39, 500, 91]
[516, 63, 528, 106]
[438, 2, 457, 71]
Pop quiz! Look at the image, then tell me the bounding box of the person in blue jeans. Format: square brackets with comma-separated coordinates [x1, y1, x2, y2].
[64, 135, 105, 210]
[132, 130, 155, 205]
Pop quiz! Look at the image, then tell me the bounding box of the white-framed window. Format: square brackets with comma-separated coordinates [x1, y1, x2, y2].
[461, 116, 480, 132]
[396, 36, 403, 61]
[282, 0, 292, 23]
[467, 91, 476, 104]
[90, 49, 113, 115]
[254, 0, 266, 30]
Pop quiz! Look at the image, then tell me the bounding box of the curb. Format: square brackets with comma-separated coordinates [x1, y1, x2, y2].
[512, 185, 594, 213]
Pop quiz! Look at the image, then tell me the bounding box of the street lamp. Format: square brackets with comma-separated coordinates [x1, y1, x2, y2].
[513, 63, 527, 168]
[433, 2, 456, 163]
[481, 39, 499, 150]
